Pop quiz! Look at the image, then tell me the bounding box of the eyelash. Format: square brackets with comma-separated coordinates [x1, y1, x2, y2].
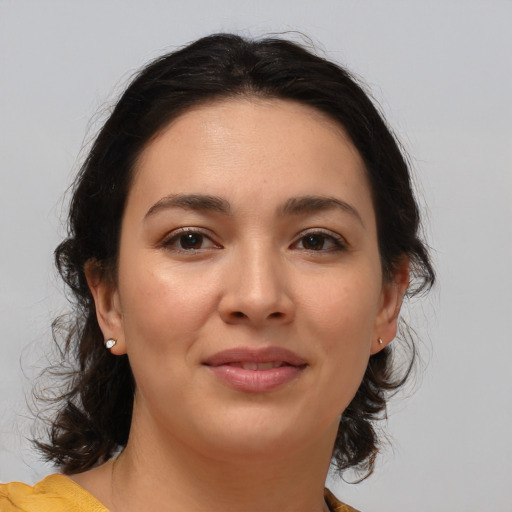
[160, 227, 221, 252]
[159, 228, 347, 253]
[291, 229, 347, 253]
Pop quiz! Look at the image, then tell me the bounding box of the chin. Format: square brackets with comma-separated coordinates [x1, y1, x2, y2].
[186, 406, 335, 464]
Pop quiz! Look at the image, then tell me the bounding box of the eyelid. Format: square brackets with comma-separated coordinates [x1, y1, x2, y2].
[159, 226, 222, 251]
[291, 228, 348, 251]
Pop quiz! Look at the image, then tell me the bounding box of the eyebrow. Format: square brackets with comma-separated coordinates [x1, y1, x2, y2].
[145, 194, 231, 219]
[279, 195, 365, 227]
[144, 193, 363, 227]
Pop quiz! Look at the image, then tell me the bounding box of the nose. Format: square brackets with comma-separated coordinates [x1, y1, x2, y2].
[218, 245, 294, 327]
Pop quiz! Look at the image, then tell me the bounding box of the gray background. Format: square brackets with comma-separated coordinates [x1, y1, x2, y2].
[1, 1, 511, 510]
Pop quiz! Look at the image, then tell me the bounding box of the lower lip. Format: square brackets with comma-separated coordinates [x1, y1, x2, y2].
[206, 365, 304, 393]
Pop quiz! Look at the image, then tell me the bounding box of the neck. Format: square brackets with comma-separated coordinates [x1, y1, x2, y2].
[107, 415, 336, 512]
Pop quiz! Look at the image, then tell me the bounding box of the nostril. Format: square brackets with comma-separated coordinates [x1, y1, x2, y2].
[268, 312, 284, 319]
[233, 311, 246, 319]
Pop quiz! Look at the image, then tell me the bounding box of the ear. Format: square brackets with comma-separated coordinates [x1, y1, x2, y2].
[371, 258, 410, 355]
[85, 259, 126, 355]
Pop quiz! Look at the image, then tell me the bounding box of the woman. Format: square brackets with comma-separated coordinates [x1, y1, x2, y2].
[0, 33, 434, 512]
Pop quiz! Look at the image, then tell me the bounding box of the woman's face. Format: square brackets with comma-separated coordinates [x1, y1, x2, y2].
[91, 98, 405, 462]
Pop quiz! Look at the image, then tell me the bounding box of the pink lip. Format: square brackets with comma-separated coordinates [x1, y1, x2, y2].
[203, 347, 307, 393]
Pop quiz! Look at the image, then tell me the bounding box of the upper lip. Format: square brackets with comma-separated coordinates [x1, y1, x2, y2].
[203, 347, 307, 367]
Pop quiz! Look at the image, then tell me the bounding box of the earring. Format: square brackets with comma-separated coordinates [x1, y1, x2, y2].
[105, 338, 117, 349]
[378, 337, 384, 345]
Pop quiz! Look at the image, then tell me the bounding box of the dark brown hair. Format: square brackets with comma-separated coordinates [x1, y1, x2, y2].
[36, 33, 435, 477]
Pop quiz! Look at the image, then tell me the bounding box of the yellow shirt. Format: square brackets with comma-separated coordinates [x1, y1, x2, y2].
[0, 474, 358, 512]
[0, 475, 107, 512]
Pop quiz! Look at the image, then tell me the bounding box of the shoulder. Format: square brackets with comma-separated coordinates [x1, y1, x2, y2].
[0, 474, 108, 512]
[324, 487, 361, 512]
[2, 478, 357, 512]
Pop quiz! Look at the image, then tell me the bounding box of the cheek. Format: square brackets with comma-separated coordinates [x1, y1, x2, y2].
[117, 259, 221, 356]
[303, 275, 380, 344]
[116, 261, 222, 416]
[299, 270, 381, 397]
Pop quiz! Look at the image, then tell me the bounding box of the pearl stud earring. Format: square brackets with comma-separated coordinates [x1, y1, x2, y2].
[105, 338, 117, 349]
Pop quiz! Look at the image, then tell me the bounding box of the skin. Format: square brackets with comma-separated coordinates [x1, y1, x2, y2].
[76, 98, 409, 512]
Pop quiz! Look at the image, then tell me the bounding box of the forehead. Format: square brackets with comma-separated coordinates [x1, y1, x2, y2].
[129, 98, 373, 220]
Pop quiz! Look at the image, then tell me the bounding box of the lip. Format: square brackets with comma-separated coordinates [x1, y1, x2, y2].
[203, 347, 307, 393]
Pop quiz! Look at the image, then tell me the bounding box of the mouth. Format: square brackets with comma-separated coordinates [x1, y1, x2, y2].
[222, 361, 292, 370]
[203, 346, 307, 368]
[203, 347, 307, 393]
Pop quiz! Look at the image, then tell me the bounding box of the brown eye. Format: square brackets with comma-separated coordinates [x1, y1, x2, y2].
[301, 234, 326, 250]
[293, 231, 346, 252]
[161, 229, 220, 252]
[179, 233, 204, 250]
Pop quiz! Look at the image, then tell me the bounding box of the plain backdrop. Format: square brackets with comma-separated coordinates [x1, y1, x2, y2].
[1, 1, 511, 511]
